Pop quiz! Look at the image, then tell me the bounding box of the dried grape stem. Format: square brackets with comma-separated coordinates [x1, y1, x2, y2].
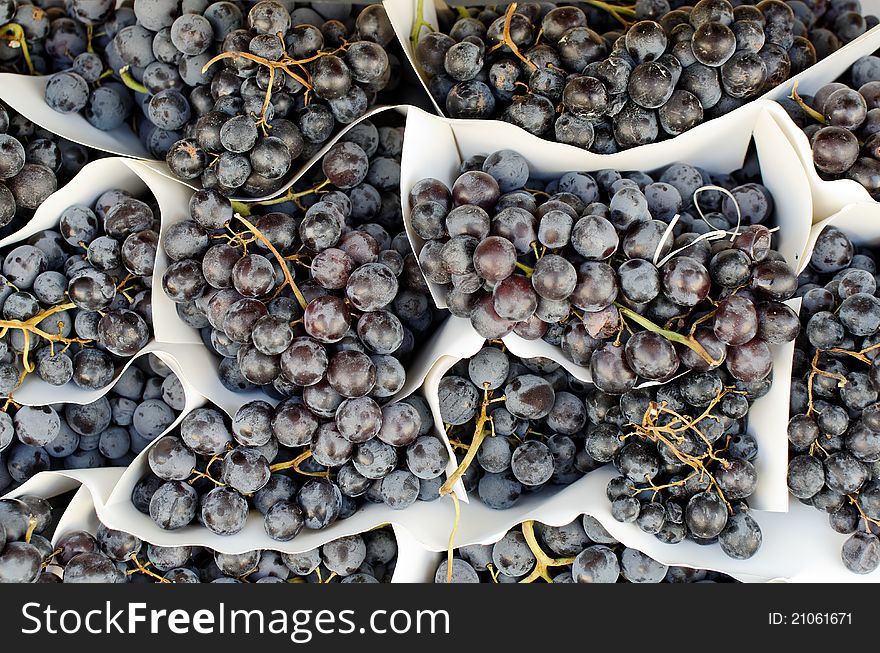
[487, 4, 537, 72]
[849, 494, 880, 532]
[519, 520, 577, 583]
[629, 389, 734, 513]
[270, 449, 329, 478]
[127, 555, 171, 583]
[439, 384, 495, 496]
[234, 214, 308, 310]
[0, 302, 91, 381]
[444, 491, 461, 583]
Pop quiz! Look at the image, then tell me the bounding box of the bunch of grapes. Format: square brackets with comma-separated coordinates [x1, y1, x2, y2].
[0, 186, 158, 396]
[600, 371, 767, 559]
[438, 344, 592, 509]
[0, 493, 398, 582]
[436, 516, 740, 582]
[0, 354, 184, 491]
[438, 341, 767, 559]
[136, 392, 445, 539]
[414, 148, 799, 390]
[788, 226, 880, 574]
[781, 53, 880, 198]
[162, 117, 445, 401]
[414, 0, 877, 150]
[0, 101, 95, 235]
[40, 0, 402, 196]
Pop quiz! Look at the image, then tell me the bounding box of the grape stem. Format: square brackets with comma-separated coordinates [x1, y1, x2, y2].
[234, 178, 332, 217]
[118, 65, 148, 95]
[440, 384, 499, 582]
[613, 303, 722, 366]
[789, 81, 826, 124]
[201, 40, 347, 131]
[0, 302, 91, 383]
[519, 520, 577, 583]
[410, 0, 435, 45]
[627, 388, 735, 513]
[805, 342, 880, 415]
[444, 491, 461, 583]
[0, 23, 33, 74]
[848, 494, 880, 532]
[581, 0, 637, 26]
[270, 449, 330, 478]
[127, 555, 172, 583]
[515, 261, 534, 276]
[487, 4, 537, 72]
[234, 214, 309, 310]
[439, 383, 496, 497]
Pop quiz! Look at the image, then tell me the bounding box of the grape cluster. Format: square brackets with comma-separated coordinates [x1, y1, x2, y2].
[414, 148, 799, 390]
[136, 392, 444, 539]
[788, 226, 880, 574]
[40, 0, 401, 195]
[435, 516, 739, 582]
[0, 493, 397, 582]
[781, 53, 880, 198]
[600, 374, 767, 559]
[0, 354, 183, 491]
[163, 117, 445, 401]
[439, 341, 767, 559]
[0, 186, 158, 395]
[415, 0, 876, 151]
[0, 100, 95, 235]
[439, 344, 592, 508]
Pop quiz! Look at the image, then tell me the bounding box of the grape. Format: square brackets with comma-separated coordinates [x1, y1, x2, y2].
[150, 481, 197, 530]
[572, 545, 620, 583]
[201, 486, 248, 535]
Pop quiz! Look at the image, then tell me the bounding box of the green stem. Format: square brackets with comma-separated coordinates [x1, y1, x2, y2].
[456, 6, 471, 19]
[515, 261, 534, 277]
[790, 81, 825, 124]
[230, 200, 251, 217]
[410, 0, 435, 45]
[0, 23, 33, 74]
[238, 178, 332, 216]
[118, 65, 148, 95]
[614, 303, 719, 366]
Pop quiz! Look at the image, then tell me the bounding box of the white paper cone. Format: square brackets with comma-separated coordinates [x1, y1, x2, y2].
[767, 27, 880, 221]
[401, 102, 813, 308]
[0, 156, 148, 249]
[0, 73, 150, 158]
[389, 523, 440, 582]
[51, 484, 101, 544]
[0, 73, 410, 203]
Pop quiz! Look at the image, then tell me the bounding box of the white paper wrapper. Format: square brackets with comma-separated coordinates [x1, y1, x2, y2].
[801, 202, 880, 269]
[0, 73, 150, 158]
[0, 74, 413, 203]
[767, 28, 880, 221]
[386, 0, 880, 121]
[401, 101, 813, 309]
[3, 467, 424, 582]
[404, 102, 805, 512]
[402, 487, 880, 583]
[0, 156, 148, 248]
[98, 313, 483, 554]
